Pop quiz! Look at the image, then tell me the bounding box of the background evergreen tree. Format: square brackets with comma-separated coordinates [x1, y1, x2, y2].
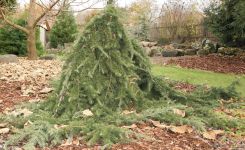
[50, 9, 78, 48]
[138, 15, 149, 41]
[204, 0, 245, 47]
[0, 18, 44, 56]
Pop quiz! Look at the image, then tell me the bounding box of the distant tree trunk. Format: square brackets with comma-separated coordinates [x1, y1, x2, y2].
[27, 28, 38, 60]
[26, 0, 38, 60]
[1, 0, 99, 60]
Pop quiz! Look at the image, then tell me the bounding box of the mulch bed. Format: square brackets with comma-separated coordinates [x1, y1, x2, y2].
[0, 81, 34, 112]
[151, 55, 245, 74]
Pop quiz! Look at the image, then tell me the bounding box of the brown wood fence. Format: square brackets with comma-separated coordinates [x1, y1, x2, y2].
[148, 23, 217, 42]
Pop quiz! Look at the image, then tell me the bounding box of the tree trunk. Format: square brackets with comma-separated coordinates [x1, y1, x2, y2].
[26, 0, 38, 60]
[27, 28, 38, 60]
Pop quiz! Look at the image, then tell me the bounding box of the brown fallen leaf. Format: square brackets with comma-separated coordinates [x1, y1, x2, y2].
[24, 120, 33, 127]
[72, 138, 80, 146]
[170, 125, 193, 134]
[0, 128, 10, 134]
[0, 123, 7, 128]
[54, 124, 68, 129]
[173, 108, 186, 117]
[39, 87, 54, 94]
[203, 130, 224, 140]
[122, 124, 137, 129]
[122, 110, 135, 115]
[151, 120, 170, 129]
[82, 109, 93, 117]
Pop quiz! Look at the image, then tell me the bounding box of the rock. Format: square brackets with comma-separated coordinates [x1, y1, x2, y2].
[148, 42, 158, 47]
[141, 41, 150, 47]
[0, 100, 3, 104]
[0, 54, 18, 64]
[162, 49, 184, 57]
[0, 123, 7, 128]
[144, 47, 151, 56]
[149, 46, 161, 57]
[185, 49, 197, 56]
[155, 52, 162, 57]
[202, 39, 217, 53]
[171, 43, 190, 49]
[0, 128, 10, 134]
[191, 42, 201, 50]
[141, 41, 157, 47]
[162, 50, 178, 57]
[40, 54, 56, 60]
[197, 49, 209, 56]
[218, 47, 243, 56]
[177, 49, 185, 56]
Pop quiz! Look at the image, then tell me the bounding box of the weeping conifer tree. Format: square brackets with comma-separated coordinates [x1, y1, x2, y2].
[50, 4, 153, 117]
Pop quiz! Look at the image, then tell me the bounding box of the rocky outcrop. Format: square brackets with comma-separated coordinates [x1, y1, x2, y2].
[218, 47, 243, 56]
[140, 41, 162, 57]
[185, 49, 198, 56]
[162, 49, 184, 57]
[0, 54, 18, 64]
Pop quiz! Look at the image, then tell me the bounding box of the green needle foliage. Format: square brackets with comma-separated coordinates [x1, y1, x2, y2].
[49, 5, 153, 117]
[0, 0, 16, 8]
[205, 0, 245, 47]
[2, 4, 244, 150]
[50, 7, 78, 48]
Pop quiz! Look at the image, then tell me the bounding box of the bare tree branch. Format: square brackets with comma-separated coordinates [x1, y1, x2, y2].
[33, 0, 61, 27]
[0, 9, 29, 34]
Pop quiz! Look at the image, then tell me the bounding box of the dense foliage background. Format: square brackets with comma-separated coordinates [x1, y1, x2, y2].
[0, 19, 44, 56]
[205, 0, 245, 47]
[0, 0, 16, 8]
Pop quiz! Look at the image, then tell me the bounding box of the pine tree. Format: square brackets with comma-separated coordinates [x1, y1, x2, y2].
[139, 15, 149, 41]
[50, 8, 78, 48]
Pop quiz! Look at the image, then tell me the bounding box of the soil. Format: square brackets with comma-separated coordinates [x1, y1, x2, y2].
[151, 54, 245, 74]
[0, 81, 34, 112]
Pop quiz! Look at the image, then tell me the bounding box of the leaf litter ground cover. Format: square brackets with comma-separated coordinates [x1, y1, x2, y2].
[151, 54, 245, 74]
[0, 61, 245, 149]
[0, 58, 62, 112]
[1, 6, 245, 150]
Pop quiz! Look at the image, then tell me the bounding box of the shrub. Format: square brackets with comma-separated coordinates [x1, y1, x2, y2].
[0, 19, 44, 56]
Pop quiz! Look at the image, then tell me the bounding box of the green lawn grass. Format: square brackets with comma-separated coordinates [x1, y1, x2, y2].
[152, 65, 245, 97]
